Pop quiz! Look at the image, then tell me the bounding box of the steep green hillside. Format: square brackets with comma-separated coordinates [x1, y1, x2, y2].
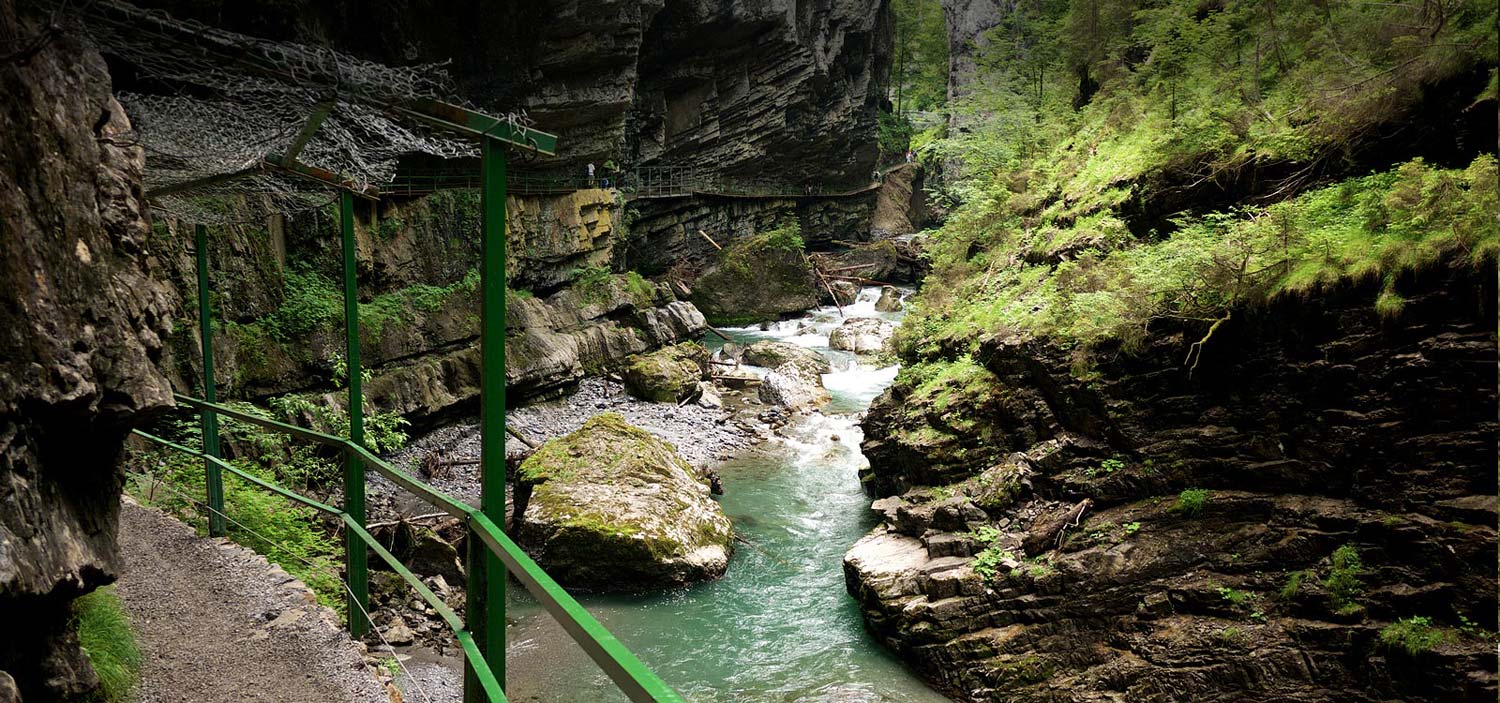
[909, 0, 1497, 363]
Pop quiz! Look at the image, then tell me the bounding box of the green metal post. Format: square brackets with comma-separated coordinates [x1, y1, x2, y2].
[340, 191, 370, 639]
[194, 223, 226, 537]
[465, 135, 507, 702]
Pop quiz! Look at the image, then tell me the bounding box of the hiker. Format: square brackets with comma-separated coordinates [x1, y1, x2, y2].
[905, 149, 914, 164]
[602, 158, 617, 188]
[586, 161, 595, 186]
[872, 168, 882, 183]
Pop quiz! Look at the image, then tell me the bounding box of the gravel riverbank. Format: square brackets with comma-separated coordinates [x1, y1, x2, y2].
[370, 377, 763, 516]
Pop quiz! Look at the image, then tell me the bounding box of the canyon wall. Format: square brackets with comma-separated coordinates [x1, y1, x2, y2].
[848, 266, 1498, 702]
[0, 3, 176, 698]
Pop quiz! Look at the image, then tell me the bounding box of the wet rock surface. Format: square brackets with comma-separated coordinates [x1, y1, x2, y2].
[849, 267, 1498, 702]
[0, 7, 176, 699]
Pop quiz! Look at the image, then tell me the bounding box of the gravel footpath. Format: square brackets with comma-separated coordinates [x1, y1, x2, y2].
[115, 498, 391, 703]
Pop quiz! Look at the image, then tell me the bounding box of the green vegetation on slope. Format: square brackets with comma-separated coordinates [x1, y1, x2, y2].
[902, 0, 1497, 361]
[904, 156, 1498, 357]
[73, 586, 141, 703]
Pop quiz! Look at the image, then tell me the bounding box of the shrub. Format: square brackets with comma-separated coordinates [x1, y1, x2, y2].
[1324, 544, 1364, 609]
[1216, 585, 1253, 607]
[73, 586, 141, 702]
[1280, 571, 1305, 600]
[1172, 488, 1209, 516]
[971, 545, 1014, 582]
[1380, 616, 1448, 655]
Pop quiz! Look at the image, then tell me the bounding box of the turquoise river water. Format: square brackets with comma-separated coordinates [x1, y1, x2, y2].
[501, 289, 947, 702]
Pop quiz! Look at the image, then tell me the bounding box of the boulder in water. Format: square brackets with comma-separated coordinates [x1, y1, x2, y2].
[821, 280, 860, 307]
[758, 362, 831, 410]
[621, 342, 708, 402]
[516, 413, 733, 591]
[874, 286, 904, 312]
[829, 317, 896, 354]
[743, 340, 831, 374]
[691, 226, 818, 326]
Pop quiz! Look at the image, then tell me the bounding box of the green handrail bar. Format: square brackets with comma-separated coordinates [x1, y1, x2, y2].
[161, 393, 687, 703]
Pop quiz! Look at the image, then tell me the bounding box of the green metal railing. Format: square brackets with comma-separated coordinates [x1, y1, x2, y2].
[133, 396, 683, 703]
[164, 120, 686, 702]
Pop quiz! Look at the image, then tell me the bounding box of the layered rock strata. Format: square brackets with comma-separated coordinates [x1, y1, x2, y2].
[848, 266, 1498, 702]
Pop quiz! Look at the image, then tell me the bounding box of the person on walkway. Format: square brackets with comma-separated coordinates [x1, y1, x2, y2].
[586, 161, 595, 188]
[872, 168, 882, 183]
[905, 149, 914, 164]
[602, 158, 617, 189]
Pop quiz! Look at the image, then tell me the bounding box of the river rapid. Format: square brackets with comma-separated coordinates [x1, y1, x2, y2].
[499, 288, 946, 702]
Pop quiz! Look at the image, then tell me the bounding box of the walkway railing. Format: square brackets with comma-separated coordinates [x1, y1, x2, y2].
[382, 162, 912, 199]
[133, 394, 685, 703]
[164, 116, 686, 702]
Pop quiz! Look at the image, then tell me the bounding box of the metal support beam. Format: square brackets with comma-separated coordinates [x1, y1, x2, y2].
[193, 223, 225, 537]
[340, 191, 370, 639]
[465, 135, 508, 702]
[282, 101, 335, 166]
[398, 99, 557, 155]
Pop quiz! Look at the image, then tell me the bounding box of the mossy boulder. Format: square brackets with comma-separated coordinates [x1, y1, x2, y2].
[742, 340, 831, 375]
[621, 342, 708, 402]
[516, 413, 733, 591]
[692, 226, 818, 326]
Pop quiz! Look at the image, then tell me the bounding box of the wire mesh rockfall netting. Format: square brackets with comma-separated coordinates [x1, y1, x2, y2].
[39, 0, 533, 223]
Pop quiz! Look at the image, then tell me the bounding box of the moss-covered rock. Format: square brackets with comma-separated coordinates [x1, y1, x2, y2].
[692, 225, 818, 326]
[621, 342, 708, 402]
[516, 413, 733, 591]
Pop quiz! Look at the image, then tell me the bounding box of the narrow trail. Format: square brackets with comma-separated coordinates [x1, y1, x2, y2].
[114, 499, 390, 703]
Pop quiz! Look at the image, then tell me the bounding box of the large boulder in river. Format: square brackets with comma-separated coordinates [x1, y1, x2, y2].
[829, 317, 896, 354]
[692, 226, 818, 326]
[516, 414, 733, 591]
[621, 342, 708, 402]
[743, 340, 830, 375]
[758, 362, 831, 411]
[874, 286, 903, 312]
[820, 280, 860, 307]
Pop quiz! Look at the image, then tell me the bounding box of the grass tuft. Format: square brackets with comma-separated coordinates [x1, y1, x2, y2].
[73, 586, 141, 702]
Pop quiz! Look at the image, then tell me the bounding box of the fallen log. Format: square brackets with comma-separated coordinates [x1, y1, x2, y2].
[1022, 499, 1092, 556]
[824, 273, 899, 287]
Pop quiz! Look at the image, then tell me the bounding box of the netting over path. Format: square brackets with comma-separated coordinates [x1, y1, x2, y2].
[41, 0, 540, 223]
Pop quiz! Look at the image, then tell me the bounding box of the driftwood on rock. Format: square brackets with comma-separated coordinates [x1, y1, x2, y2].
[1022, 499, 1092, 556]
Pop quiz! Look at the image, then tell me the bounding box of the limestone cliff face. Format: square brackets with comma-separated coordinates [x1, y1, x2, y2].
[941, 0, 1006, 105]
[629, 0, 893, 183]
[0, 3, 175, 699]
[151, 188, 703, 424]
[849, 266, 1498, 702]
[136, 0, 891, 182]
